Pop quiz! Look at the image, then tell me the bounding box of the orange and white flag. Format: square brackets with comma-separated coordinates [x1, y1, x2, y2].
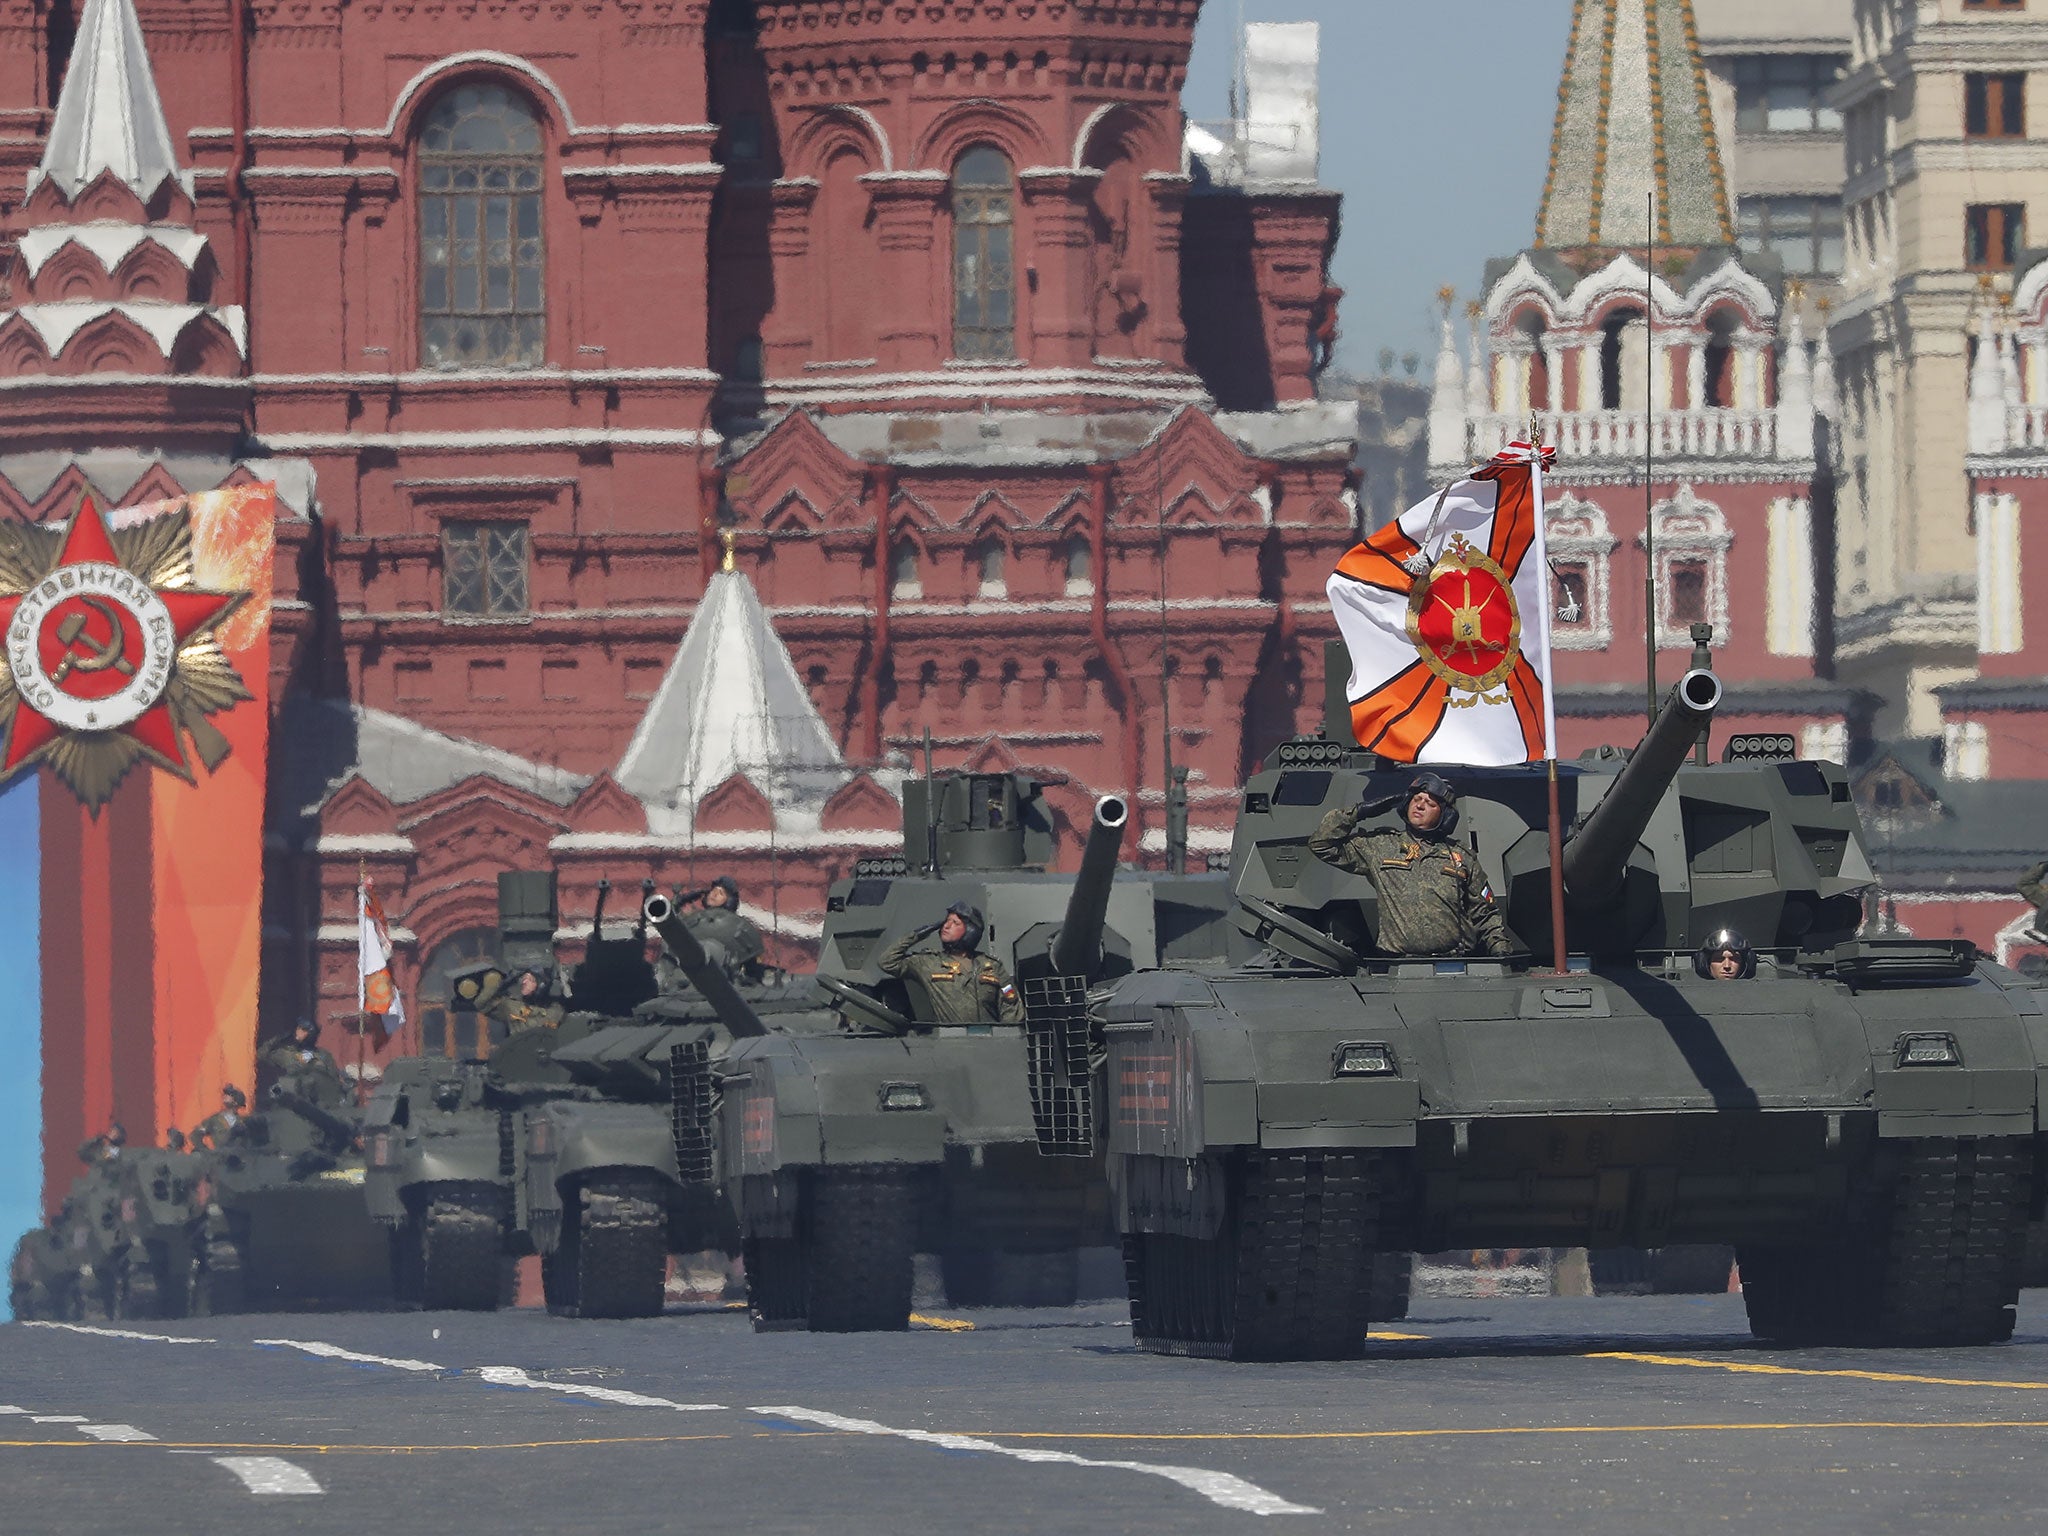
[1327, 442, 1559, 765]
[358, 877, 405, 1027]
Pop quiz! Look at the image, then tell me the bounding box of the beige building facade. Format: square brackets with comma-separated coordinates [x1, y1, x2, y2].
[1831, 0, 2048, 735]
[1697, 0, 1853, 317]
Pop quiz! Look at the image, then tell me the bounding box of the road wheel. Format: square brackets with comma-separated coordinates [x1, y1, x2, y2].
[803, 1168, 916, 1333]
[567, 1174, 668, 1320]
[743, 1237, 807, 1330]
[416, 1186, 504, 1312]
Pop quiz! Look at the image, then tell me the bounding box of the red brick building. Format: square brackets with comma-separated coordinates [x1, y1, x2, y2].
[0, 1, 1354, 1064]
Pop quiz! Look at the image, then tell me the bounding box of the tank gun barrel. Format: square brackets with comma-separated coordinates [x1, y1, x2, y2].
[1049, 795, 1130, 978]
[266, 1081, 358, 1151]
[643, 895, 769, 1038]
[1560, 668, 1722, 906]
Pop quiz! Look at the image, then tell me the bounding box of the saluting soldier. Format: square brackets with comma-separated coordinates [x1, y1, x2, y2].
[485, 966, 566, 1034]
[1308, 771, 1511, 959]
[877, 901, 1025, 1026]
[193, 1086, 247, 1149]
[262, 1017, 345, 1082]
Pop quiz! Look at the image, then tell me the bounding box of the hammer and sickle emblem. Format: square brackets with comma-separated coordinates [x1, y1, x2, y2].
[50, 597, 135, 685]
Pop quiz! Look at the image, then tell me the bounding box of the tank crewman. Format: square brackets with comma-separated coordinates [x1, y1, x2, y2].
[193, 1086, 247, 1149]
[2019, 860, 2048, 944]
[262, 1017, 346, 1085]
[1308, 771, 1512, 958]
[680, 876, 767, 979]
[485, 966, 566, 1034]
[877, 901, 1026, 1025]
[77, 1122, 126, 1164]
[163, 1128, 188, 1153]
[1695, 928, 1755, 980]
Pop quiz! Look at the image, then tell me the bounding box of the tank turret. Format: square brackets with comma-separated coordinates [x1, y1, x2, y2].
[1561, 669, 1722, 906]
[266, 1079, 361, 1155]
[901, 770, 1056, 872]
[642, 893, 768, 1038]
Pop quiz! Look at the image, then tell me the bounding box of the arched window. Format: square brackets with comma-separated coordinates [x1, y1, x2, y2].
[973, 537, 1006, 597]
[419, 84, 545, 370]
[891, 540, 923, 599]
[952, 146, 1016, 360]
[1063, 534, 1093, 595]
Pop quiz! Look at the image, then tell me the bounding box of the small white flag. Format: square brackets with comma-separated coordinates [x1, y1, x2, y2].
[358, 877, 404, 1027]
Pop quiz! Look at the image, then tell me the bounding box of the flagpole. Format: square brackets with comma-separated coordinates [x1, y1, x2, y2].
[357, 857, 367, 1098]
[1529, 417, 1569, 977]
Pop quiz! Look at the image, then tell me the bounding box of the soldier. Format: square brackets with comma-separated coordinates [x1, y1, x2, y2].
[262, 1017, 345, 1085]
[77, 1122, 124, 1164]
[1695, 927, 1755, 980]
[877, 900, 1025, 1026]
[194, 1086, 247, 1149]
[1308, 771, 1511, 958]
[163, 1128, 188, 1153]
[683, 876, 766, 979]
[2019, 860, 2048, 944]
[486, 965, 565, 1034]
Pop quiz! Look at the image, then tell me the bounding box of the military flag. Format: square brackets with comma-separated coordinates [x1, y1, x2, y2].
[358, 874, 404, 1032]
[1327, 441, 1559, 765]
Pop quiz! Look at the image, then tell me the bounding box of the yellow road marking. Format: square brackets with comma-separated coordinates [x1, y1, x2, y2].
[1367, 1330, 1429, 1340]
[972, 1419, 2048, 1442]
[1589, 1351, 2048, 1391]
[909, 1313, 976, 1332]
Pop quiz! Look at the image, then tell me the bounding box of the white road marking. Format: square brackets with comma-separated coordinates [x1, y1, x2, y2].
[253, 1338, 443, 1372]
[211, 1456, 323, 1496]
[473, 1365, 725, 1411]
[746, 1405, 1322, 1518]
[0, 1406, 30, 1414]
[18, 1322, 214, 1345]
[77, 1424, 156, 1441]
[30, 1415, 88, 1423]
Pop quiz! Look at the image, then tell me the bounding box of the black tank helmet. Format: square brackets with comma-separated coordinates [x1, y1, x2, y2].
[294, 1016, 320, 1046]
[1695, 927, 1756, 979]
[1404, 771, 1460, 837]
[943, 900, 986, 951]
[710, 875, 741, 911]
[222, 1084, 247, 1109]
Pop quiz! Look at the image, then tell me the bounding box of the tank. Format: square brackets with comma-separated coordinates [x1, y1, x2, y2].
[1077, 651, 2046, 1360]
[107, 1143, 213, 1318]
[8, 1208, 86, 1321]
[364, 872, 809, 1317]
[204, 1059, 390, 1311]
[715, 771, 1242, 1333]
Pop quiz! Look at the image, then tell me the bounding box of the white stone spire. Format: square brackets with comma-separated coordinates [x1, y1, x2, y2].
[1812, 315, 1839, 423]
[1464, 302, 1489, 417]
[26, 0, 190, 205]
[1969, 300, 2011, 454]
[1426, 298, 1469, 477]
[1775, 304, 1814, 461]
[615, 553, 849, 835]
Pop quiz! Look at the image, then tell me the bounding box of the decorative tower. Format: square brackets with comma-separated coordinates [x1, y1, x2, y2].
[1426, 0, 1856, 762]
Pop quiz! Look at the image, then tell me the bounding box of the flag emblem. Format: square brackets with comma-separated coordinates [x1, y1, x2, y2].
[1407, 534, 1522, 694]
[1328, 443, 1558, 766]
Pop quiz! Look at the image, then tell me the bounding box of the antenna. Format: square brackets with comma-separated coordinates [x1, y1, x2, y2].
[1643, 188, 1658, 727]
[923, 725, 939, 877]
[1156, 411, 1185, 876]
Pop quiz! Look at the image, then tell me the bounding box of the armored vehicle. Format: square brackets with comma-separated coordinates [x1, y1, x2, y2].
[204, 1059, 388, 1310]
[1076, 656, 2047, 1359]
[716, 770, 1241, 1332]
[365, 874, 794, 1317]
[109, 1142, 213, 1318]
[8, 1204, 86, 1321]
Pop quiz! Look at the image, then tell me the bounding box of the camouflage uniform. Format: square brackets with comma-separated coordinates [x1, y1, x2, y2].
[2020, 861, 2048, 939]
[1309, 806, 1511, 958]
[193, 1111, 245, 1149]
[877, 932, 1026, 1025]
[485, 993, 565, 1034]
[262, 1041, 345, 1081]
[684, 906, 765, 979]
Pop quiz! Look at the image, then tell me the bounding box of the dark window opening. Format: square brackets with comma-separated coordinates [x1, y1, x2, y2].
[1668, 560, 1709, 627]
[1966, 73, 2026, 138]
[1738, 195, 1844, 276]
[443, 521, 530, 618]
[1732, 54, 1847, 134]
[1967, 203, 2025, 271]
[418, 84, 545, 369]
[1599, 310, 1642, 411]
[951, 146, 1017, 360]
[1554, 562, 1591, 627]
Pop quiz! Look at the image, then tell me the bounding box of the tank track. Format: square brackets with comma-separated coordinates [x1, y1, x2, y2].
[794, 1168, 917, 1334]
[566, 1174, 668, 1320]
[417, 1187, 505, 1312]
[1367, 1251, 1413, 1324]
[1128, 1149, 1381, 1361]
[196, 1236, 244, 1316]
[118, 1248, 161, 1321]
[1741, 1135, 2029, 1348]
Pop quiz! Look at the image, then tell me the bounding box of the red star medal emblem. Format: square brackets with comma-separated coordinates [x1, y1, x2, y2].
[0, 494, 245, 805]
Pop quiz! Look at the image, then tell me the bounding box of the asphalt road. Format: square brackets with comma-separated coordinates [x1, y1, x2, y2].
[6, 1289, 2048, 1534]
